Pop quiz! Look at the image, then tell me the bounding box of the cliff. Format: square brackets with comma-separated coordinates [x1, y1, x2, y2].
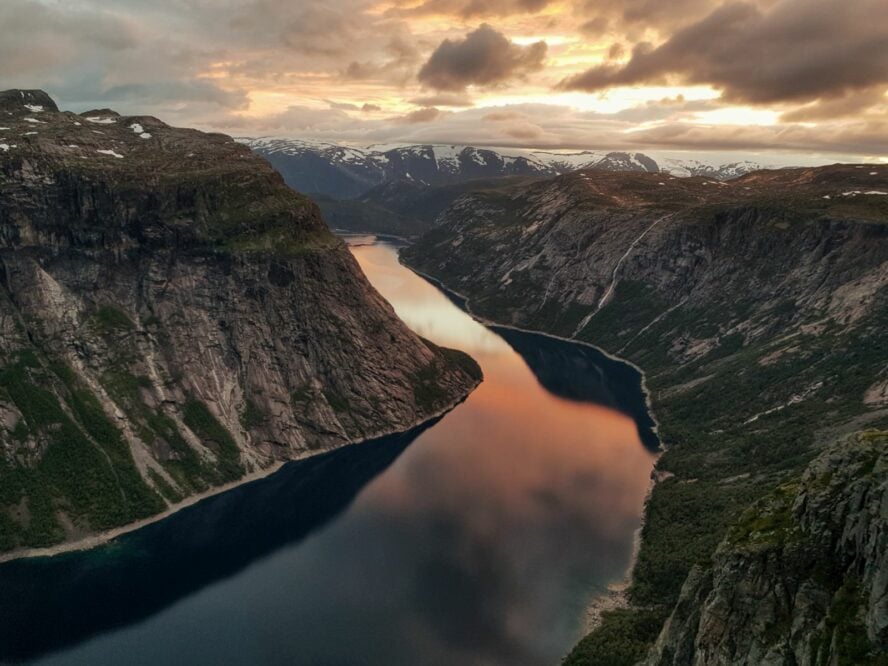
[401, 165, 887, 663]
[0, 90, 481, 554]
[647, 431, 887, 665]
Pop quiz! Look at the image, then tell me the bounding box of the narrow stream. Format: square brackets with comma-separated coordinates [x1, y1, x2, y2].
[0, 239, 656, 666]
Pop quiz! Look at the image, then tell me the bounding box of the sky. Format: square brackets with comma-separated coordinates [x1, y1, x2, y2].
[2, 0, 887, 163]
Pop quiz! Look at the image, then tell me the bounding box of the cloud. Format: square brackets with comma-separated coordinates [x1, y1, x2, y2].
[418, 24, 547, 92]
[398, 107, 443, 123]
[500, 122, 545, 140]
[560, 0, 888, 104]
[482, 110, 527, 121]
[389, 0, 552, 19]
[780, 88, 887, 122]
[1, 0, 884, 163]
[630, 118, 888, 155]
[409, 93, 475, 107]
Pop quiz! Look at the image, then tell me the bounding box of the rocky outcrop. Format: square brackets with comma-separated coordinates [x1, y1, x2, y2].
[647, 431, 887, 665]
[0, 90, 481, 554]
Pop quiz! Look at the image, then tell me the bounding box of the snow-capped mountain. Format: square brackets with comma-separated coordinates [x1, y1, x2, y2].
[240, 138, 764, 199]
[658, 157, 764, 179]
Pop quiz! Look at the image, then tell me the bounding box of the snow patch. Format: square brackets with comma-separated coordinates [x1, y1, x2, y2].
[129, 123, 151, 139]
[96, 149, 124, 159]
[0, 144, 10, 152]
[23, 104, 43, 113]
[86, 116, 117, 125]
[24, 117, 45, 124]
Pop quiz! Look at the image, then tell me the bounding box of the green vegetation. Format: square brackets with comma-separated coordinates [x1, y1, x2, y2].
[223, 227, 336, 256]
[576, 281, 669, 350]
[90, 305, 135, 334]
[410, 356, 453, 413]
[290, 384, 315, 407]
[147, 468, 183, 504]
[812, 579, 888, 666]
[0, 353, 165, 550]
[631, 478, 758, 604]
[100, 369, 212, 492]
[240, 398, 267, 430]
[564, 608, 666, 666]
[410, 341, 481, 413]
[181, 398, 243, 480]
[728, 482, 800, 547]
[322, 388, 352, 414]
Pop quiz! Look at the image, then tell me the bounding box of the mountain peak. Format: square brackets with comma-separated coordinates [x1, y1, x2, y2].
[0, 89, 59, 114]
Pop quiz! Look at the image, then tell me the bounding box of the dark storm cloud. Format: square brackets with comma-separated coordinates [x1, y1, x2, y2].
[418, 25, 547, 92]
[576, 0, 725, 37]
[560, 0, 888, 104]
[780, 88, 887, 122]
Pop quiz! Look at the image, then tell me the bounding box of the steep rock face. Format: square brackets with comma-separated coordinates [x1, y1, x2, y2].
[402, 166, 887, 664]
[403, 168, 888, 340]
[647, 431, 887, 665]
[0, 90, 480, 553]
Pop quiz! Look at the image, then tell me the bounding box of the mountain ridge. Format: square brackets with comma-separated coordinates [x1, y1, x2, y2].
[0, 89, 481, 556]
[241, 137, 769, 200]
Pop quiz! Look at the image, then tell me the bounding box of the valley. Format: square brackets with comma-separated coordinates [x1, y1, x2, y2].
[0, 240, 658, 666]
[7, 1, 888, 664]
[402, 165, 888, 664]
[242, 139, 768, 237]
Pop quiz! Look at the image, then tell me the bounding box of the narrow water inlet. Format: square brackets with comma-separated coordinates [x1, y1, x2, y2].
[0, 240, 657, 666]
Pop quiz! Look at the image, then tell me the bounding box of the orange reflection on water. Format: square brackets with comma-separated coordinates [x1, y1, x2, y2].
[351, 241, 656, 592]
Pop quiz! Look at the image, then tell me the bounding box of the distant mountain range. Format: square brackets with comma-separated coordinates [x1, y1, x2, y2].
[240, 138, 764, 200]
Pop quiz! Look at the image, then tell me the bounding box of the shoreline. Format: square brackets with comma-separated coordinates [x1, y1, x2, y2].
[398, 255, 663, 446]
[397, 251, 665, 634]
[0, 376, 481, 566]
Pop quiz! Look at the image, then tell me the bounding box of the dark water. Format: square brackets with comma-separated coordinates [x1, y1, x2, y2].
[0, 241, 656, 666]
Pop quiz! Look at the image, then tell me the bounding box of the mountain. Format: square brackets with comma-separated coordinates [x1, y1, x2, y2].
[401, 165, 888, 664]
[244, 138, 769, 238]
[241, 138, 765, 200]
[315, 175, 542, 237]
[243, 139, 557, 199]
[0, 90, 481, 556]
[644, 430, 887, 666]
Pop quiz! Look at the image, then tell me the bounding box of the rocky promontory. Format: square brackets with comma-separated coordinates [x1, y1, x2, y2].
[0, 90, 481, 555]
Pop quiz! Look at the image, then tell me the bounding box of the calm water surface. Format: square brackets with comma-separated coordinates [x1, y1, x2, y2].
[0, 241, 656, 666]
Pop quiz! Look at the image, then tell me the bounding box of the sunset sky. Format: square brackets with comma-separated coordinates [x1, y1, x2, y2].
[4, 0, 887, 162]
